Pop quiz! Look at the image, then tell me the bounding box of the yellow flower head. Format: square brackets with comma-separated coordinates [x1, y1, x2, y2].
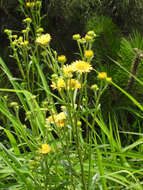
[24, 17, 32, 22]
[67, 79, 81, 90]
[51, 78, 65, 91]
[13, 35, 18, 39]
[71, 60, 93, 74]
[18, 36, 23, 42]
[26, 2, 30, 7]
[63, 65, 73, 77]
[12, 41, 17, 46]
[58, 55, 67, 64]
[37, 27, 44, 33]
[106, 77, 112, 82]
[21, 41, 29, 46]
[77, 121, 82, 126]
[36, 33, 51, 46]
[87, 31, 96, 37]
[46, 115, 57, 124]
[78, 38, 86, 44]
[91, 84, 99, 91]
[72, 34, 81, 40]
[85, 34, 93, 41]
[55, 112, 66, 127]
[22, 29, 27, 34]
[38, 144, 51, 154]
[84, 50, 94, 59]
[47, 112, 67, 127]
[97, 72, 107, 79]
[4, 29, 12, 35]
[26, 2, 36, 7]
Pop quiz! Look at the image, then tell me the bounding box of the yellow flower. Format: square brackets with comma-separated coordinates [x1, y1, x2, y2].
[67, 79, 81, 90]
[51, 78, 65, 91]
[37, 27, 44, 33]
[63, 65, 73, 77]
[22, 29, 27, 34]
[46, 115, 57, 124]
[12, 41, 17, 46]
[72, 34, 81, 40]
[24, 17, 32, 22]
[47, 112, 67, 128]
[55, 112, 66, 127]
[4, 29, 12, 35]
[71, 60, 93, 74]
[38, 144, 51, 154]
[26, 2, 31, 7]
[106, 77, 112, 82]
[91, 84, 99, 91]
[87, 31, 96, 37]
[18, 36, 23, 42]
[84, 50, 94, 59]
[36, 33, 51, 46]
[21, 41, 29, 46]
[85, 34, 93, 41]
[77, 121, 82, 126]
[13, 35, 18, 39]
[78, 38, 86, 44]
[26, 2, 36, 7]
[58, 55, 67, 64]
[97, 72, 107, 79]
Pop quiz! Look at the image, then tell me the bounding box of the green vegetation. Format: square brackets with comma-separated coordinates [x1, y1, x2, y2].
[0, 0, 143, 189]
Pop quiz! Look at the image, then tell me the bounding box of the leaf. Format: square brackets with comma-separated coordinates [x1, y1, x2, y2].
[0, 126, 20, 155]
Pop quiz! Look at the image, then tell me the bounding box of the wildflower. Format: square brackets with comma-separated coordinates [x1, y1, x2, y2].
[46, 115, 57, 124]
[71, 60, 93, 74]
[91, 84, 99, 91]
[87, 31, 96, 37]
[72, 34, 81, 40]
[51, 108, 55, 114]
[77, 121, 82, 126]
[18, 36, 23, 42]
[26, 2, 31, 7]
[38, 144, 51, 154]
[85, 34, 93, 41]
[22, 29, 27, 34]
[51, 74, 58, 80]
[37, 27, 44, 33]
[4, 29, 12, 35]
[51, 78, 65, 91]
[24, 17, 32, 23]
[13, 35, 18, 39]
[12, 41, 17, 46]
[36, 33, 51, 46]
[21, 41, 29, 46]
[47, 112, 67, 128]
[84, 50, 94, 59]
[63, 65, 73, 77]
[26, 2, 36, 7]
[58, 55, 67, 64]
[55, 112, 67, 127]
[67, 79, 81, 90]
[97, 72, 107, 79]
[106, 77, 112, 82]
[78, 38, 86, 44]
